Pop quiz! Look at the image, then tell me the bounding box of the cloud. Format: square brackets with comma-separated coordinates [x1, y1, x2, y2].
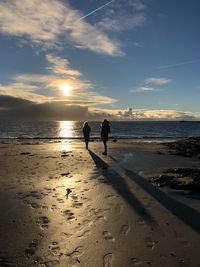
[0, 95, 89, 121]
[46, 54, 82, 76]
[68, 20, 123, 56]
[131, 76, 171, 93]
[0, 95, 117, 121]
[96, 0, 146, 33]
[145, 77, 172, 85]
[0, 0, 121, 55]
[0, 54, 117, 106]
[133, 42, 143, 48]
[97, 15, 145, 32]
[0, 81, 50, 102]
[130, 1, 146, 11]
[116, 107, 200, 120]
[1, 95, 199, 122]
[130, 86, 157, 93]
[0, 95, 33, 108]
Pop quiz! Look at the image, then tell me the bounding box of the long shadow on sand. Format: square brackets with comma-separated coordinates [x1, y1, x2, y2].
[109, 156, 200, 234]
[89, 150, 155, 224]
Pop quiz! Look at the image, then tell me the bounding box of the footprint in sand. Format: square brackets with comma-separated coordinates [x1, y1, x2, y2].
[61, 153, 70, 158]
[137, 219, 147, 228]
[31, 191, 43, 199]
[37, 216, 49, 229]
[114, 203, 123, 214]
[70, 194, 83, 208]
[62, 232, 72, 238]
[60, 172, 70, 177]
[77, 230, 90, 238]
[51, 205, 57, 210]
[131, 258, 152, 266]
[64, 210, 75, 221]
[15, 192, 25, 199]
[40, 260, 60, 266]
[69, 246, 83, 257]
[30, 202, 40, 209]
[145, 237, 158, 250]
[120, 224, 130, 236]
[71, 195, 78, 200]
[66, 246, 83, 265]
[82, 188, 90, 192]
[57, 198, 65, 203]
[25, 239, 40, 258]
[82, 219, 93, 226]
[103, 231, 115, 242]
[103, 253, 113, 267]
[29, 239, 39, 249]
[96, 215, 107, 222]
[25, 248, 35, 257]
[75, 180, 82, 183]
[72, 202, 83, 208]
[49, 243, 61, 256]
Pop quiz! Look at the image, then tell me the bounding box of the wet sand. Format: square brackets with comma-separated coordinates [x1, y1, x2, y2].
[0, 140, 200, 267]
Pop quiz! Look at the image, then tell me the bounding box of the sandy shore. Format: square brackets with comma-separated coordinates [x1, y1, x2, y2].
[0, 140, 200, 267]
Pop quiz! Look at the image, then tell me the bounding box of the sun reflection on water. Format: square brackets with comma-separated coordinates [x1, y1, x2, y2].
[59, 121, 74, 138]
[58, 121, 74, 151]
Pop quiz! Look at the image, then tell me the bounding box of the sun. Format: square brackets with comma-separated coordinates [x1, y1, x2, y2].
[59, 83, 73, 95]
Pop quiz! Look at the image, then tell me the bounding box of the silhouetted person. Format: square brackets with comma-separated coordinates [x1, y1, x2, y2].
[83, 121, 91, 149]
[101, 119, 110, 155]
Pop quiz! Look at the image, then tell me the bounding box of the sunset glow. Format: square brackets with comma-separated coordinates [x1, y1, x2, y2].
[0, 0, 200, 120]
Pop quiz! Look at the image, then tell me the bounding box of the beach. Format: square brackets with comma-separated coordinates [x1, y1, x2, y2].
[1, 140, 200, 267]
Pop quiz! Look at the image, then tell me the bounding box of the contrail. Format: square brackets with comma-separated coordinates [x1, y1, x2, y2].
[79, 0, 115, 21]
[158, 59, 200, 69]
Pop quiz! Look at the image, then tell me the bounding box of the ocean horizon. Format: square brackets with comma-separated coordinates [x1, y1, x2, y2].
[1, 120, 200, 141]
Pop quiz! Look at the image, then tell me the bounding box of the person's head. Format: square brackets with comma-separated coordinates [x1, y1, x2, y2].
[103, 119, 109, 124]
[83, 121, 89, 127]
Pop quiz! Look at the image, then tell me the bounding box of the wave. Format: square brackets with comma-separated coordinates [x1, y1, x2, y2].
[0, 135, 188, 140]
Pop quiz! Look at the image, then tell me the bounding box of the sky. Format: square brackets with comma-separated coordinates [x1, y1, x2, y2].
[0, 0, 200, 121]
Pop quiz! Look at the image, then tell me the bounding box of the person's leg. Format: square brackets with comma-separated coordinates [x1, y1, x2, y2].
[86, 139, 89, 149]
[103, 140, 107, 155]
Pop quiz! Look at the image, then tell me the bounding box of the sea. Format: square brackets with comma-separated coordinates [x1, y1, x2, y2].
[0, 121, 200, 144]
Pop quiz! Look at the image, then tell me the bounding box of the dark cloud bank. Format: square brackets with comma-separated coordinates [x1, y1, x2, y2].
[0, 95, 116, 121]
[0, 95, 89, 121]
[0, 95, 197, 121]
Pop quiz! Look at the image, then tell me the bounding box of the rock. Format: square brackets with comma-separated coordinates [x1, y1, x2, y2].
[151, 174, 174, 183]
[165, 137, 200, 158]
[151, 167, 200, 192]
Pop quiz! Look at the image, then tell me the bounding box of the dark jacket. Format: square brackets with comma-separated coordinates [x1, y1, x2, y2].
[83, 125, 91, 140]
[101, 120, 110, 141]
